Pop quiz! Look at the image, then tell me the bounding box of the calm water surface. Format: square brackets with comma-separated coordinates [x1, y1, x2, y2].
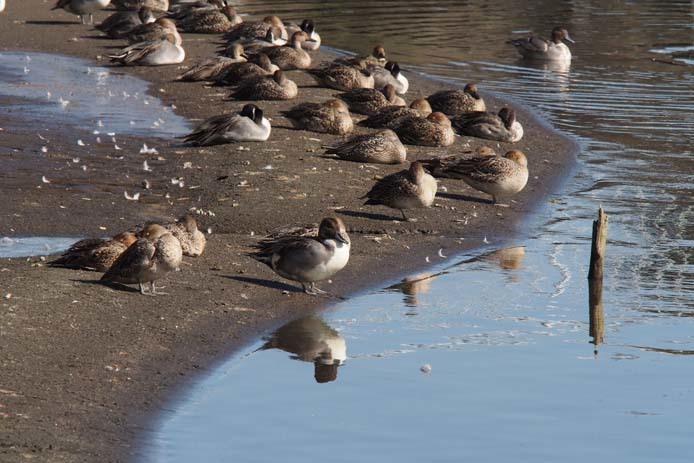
[152, 1, 692, 461]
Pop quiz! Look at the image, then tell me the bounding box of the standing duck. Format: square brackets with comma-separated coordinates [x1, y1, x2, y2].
[228, 69, 298, 100]
[250, 217, 350, 296]
[336, 84, 405, 116]
[181, 104, 270, 146]
[162, 214, 207, 257]
[427, 83, 486, 116]
[307, 64, 374, 91]
[372, 61, 409, 94]
[422, 150, 528, 204]
[257, 31, 311, 70]
[49, 232, 137, 272]
[52, 0, 111, 25]
[394, 112, 455, 147]
[452, 107, 524, 143]
[100, 224, 182, 295]
[324, 129, 406, 165]
[362, 161, 438, 220]
[359, 99, 433, 129]
[109, 33, 185, 66]
[281, 99, 353, 135]
[508, 27, 574, 61]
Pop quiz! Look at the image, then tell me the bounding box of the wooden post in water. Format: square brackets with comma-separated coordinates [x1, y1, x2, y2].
[588, 207, 608, 356]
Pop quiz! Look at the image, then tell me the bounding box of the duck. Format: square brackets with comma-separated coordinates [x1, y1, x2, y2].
[426, 83, 486, 116]
[362, 161, 437, 220]
[227, 27, 286, 54]
[359, 98, 432, 129]
[508, 27, 574, 61]
[372, 61, 409, 94]
[334, 45, 387, 69]
[324, 129, 406, 165]
[178, 5, 242, 33]
[161, 214, 207, 257]
[281, 99, 353, 135]
[97, 7, 155, 39]
[257, 31, 311, 70]
[224, 15, 287, 42]
[452, 107, 523, 143]
[422, 150, 528, 204]
[109, 33, 185, 66]
[181, 104, 270, 146]
[285, 19, 321, 51]
[52, 0, 111, 25]
[175, 44, 246, 81]
[307, 63, 374, 91]
[0, 0, 4, 12]
[336, 84, 405, 116]
[168, 0, 226, 20]
[112, 0, 168, 12]
[250, 217, 350, 296]
[48, 232, 138, 272]
[227, 69, 298, 100]
[212, 53, 278, 86]
[258, 316, 346, 383]
[127, 17, 182, 46]
[394, 112, 455, 147]
[101, 224, 182, 295]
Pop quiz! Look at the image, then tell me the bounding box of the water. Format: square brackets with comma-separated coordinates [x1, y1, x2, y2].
[151, 1, 693, 461]
[0, 236, 79, 258]
[0, 51, 189, 137]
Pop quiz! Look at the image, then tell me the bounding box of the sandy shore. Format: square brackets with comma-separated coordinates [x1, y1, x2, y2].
[0, 2, 577, 461]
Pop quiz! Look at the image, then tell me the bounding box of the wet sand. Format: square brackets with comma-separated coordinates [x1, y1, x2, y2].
[0, 2, 577, 461]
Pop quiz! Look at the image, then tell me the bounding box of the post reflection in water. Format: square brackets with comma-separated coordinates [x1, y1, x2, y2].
[257, 316, 347, 383]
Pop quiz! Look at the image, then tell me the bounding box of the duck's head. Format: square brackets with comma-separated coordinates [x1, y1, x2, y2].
[141, 224, 169, 241]
[222, 6, 240, 21]
[318, 217, 350, 245]
[498, 107, 516, 129]
[410, 98, 432, 115]
[272, 69, 287, 85]
[326, 98, 350, 116]
[464, 82, 481, 99]
[427, 111, 451, 127]
[178, 214, 199, 233]
[256, 53, 277, 72]
[155, 18, 177, 30]
[138, 7, 155, 23]
[385, 61, 401, 77]
[114, 232, 138, 247]
[300, 19, 316, 35]
[504, 150, 528, 167]
[378, 128, 400, 141]
[552, 27, 574, 44]
[409, 161, 426, 183]
[240, 104, 257, 120]
[381, 84, 397, 102]
[228, 43, 245, 59]
[372, 45, 387, 61]
[263, 15, 284, 28]
[290, 31, 309, 45]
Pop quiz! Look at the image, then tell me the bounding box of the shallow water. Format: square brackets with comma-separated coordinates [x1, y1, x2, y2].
[0, 236, 79, 258]
[148, 0, 694, 460]
[0, 51, 189, 137]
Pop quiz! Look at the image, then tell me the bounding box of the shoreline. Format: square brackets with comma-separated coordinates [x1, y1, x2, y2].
[0, 2, 579, 462]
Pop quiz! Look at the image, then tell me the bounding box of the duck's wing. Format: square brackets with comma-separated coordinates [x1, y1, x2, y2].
[182, 113, 245, 145]
[445, 155, 509, 182]
[509, 34, 549, 53]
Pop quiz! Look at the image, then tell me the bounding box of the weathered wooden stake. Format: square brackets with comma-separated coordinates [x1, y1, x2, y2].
[588, 207, 608, 355]
[588, 207, 608, 281]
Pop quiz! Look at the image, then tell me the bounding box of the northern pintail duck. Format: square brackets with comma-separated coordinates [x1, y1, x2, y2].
[281, 99, 353, 135]
[307, 63, 375, 91]
[359, 98, 432, 129]
[258, 31, 311, 70]
[394, 112, 455, 147]
[258, 316, 346, 383]
[162, 214, 207, 257]
[98, 7, 155, 39]
[0, 0, 5, 12]
[52, 0, 111, 24]
[336, 84, 405, 116]
[176, 44, 247, 81]
[181, 104, 270, 146]
[227, 27, 285, 54]
[110, 33, 185, 66]
[128, 17, 182, 45]
[49, 232, 137, 272]
[101, 224, 182, 295]
[325, 129, 406, 165]
[427, 83, 486, 116]
[285, 19, 321, 51]
[168, 0, 225, 20]
[508, 27, 574, 61]
[372, 61, 409, 94]
[178, 5, 242, 33]
[224, 15, 287, 42]
[362, 161, 437, 220]
[334, 45, 387, 69]
[250, 217, 350, 296]
[228, 70, 298, 100]
[213, 54, 278, 86]
[452, 107, 523, 143]
[422, 150, 528, 204]
[113, 0, 168, 12]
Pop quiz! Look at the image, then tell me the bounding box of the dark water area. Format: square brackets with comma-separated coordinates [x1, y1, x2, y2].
[146, 0, 691, 460]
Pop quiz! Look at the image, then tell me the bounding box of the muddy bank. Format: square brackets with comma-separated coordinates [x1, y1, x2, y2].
[0, 2, 577, 462]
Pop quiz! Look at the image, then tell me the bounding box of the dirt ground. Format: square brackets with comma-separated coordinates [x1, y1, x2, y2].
[0, 2, 577, 461]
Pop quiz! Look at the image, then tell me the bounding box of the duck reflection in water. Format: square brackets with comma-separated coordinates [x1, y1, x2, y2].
[258, 316, 346, 383]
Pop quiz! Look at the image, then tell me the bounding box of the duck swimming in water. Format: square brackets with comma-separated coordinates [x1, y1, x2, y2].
[508, 27, 574, 61]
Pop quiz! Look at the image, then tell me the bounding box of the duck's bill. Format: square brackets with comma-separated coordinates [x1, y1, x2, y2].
[564, 36, 575, 44]
[336, 232, 350, 244]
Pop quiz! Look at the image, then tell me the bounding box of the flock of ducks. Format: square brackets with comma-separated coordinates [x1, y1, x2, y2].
[41, 0, 575, 296]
